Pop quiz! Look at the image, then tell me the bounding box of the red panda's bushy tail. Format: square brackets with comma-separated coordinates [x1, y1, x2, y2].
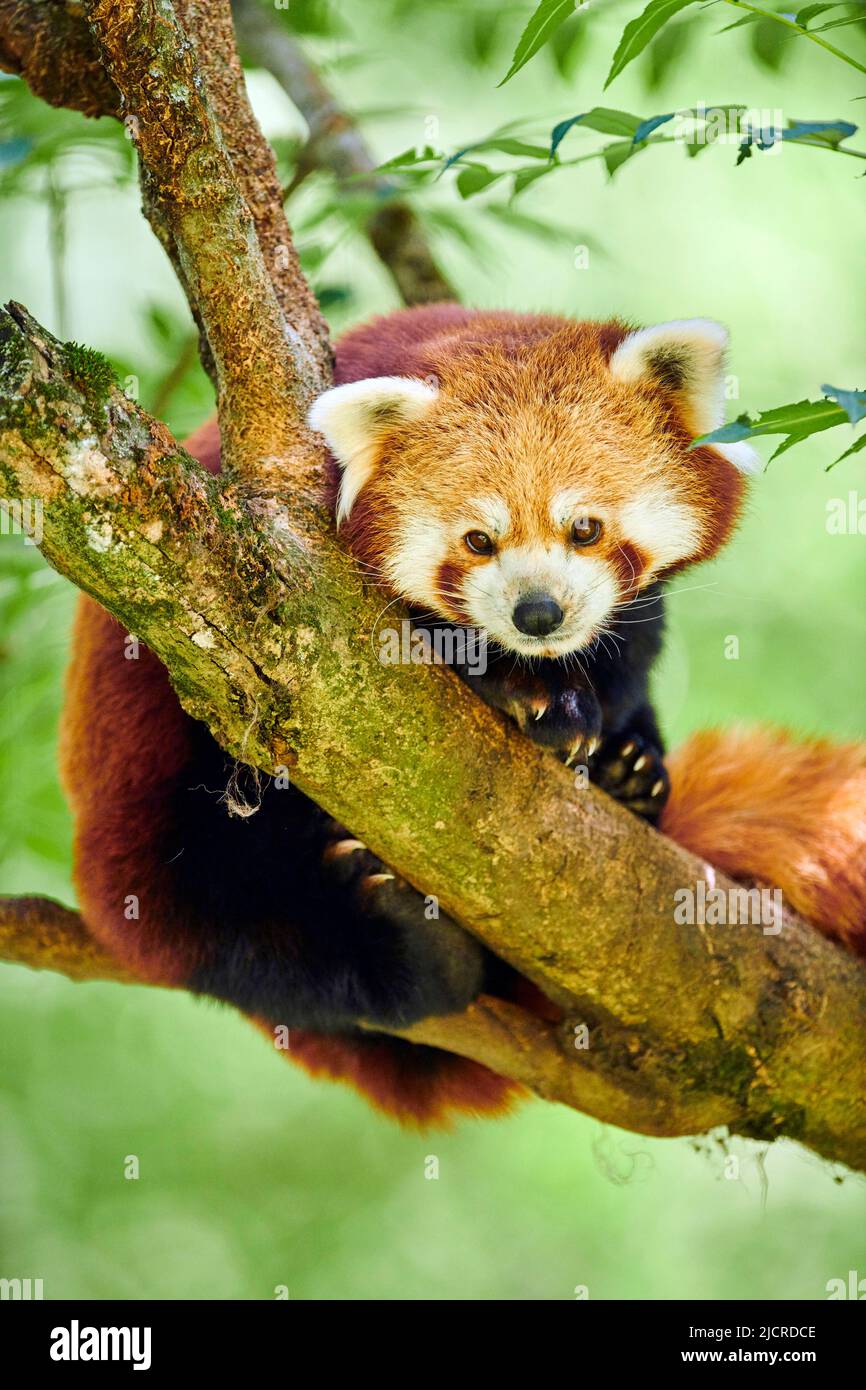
[661, 726, 866, 954]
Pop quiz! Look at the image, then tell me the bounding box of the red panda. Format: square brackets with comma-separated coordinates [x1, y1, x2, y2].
[59, 304, 866, 1128]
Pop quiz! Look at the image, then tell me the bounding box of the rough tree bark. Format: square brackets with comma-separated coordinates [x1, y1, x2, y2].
[0, 0, 865, 1171]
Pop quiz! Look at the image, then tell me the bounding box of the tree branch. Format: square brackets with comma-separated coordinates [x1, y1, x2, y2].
[0, 0, 120, 117]
[81, 0, 330, 483]
[2, 301, 866, 1170]
[0, 0, 453, 311]
[230, 0, 456, 307]
[0, 895, 642, 1123]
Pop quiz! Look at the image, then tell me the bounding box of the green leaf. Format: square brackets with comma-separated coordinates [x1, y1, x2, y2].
[549, 12, 590, 78]
[464, 10, 504, 66]
[718, 11, 766, 31]
[694, 398, 851, 462]
[795, 2, 842, 24]
[484, 202, 580, 243]
[420, 208, 488, 254]
[455, 164, 504, 198]
[632, 112, 676, 143]
[633, 103, 750, 146]
[645, 18, 694, 89]
[551, 107, 642, 157]
[603, 141, 638, 176]
[376, 145, 439, 171]
[751, 16, 791, 71]
[478, 137, 550, 160]
[512, 164, 556, 196]
[442, 136, 547, 176]
[499, 0, 577, 85]
[830, 430, 866, 467]
[822, 384, 866, 425]
[810, 12, 866, 29]
[783, 119, 857, 147]
[606, 0, 697, 88]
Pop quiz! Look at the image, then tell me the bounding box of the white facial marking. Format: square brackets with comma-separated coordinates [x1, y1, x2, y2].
[465, 542, 619, 656]
[549, 489, 605, 531]
[464, 496, 511, 540]
[618, 487, 701, 572]
[384, 515, 449, 609]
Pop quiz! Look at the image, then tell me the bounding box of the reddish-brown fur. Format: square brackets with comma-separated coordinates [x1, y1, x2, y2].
[662, 728, 866, 951]
[331, 306, 747, 591]
[59, 306, 866, 1126]
[60, 600, 201, 985]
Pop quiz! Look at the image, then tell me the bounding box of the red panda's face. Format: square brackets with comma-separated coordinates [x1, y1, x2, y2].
[309, 318, 757, 658]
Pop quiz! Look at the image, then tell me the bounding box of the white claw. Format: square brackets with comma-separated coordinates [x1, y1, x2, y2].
[323, 838, 366, 863]
[651, 779, 665, 797]
[587, 737, 601, 758]
[364, 872, 395, 888]
[621, 741, 637, 758]
[534, 706, 546, 721]
[633, 754, 649, 772]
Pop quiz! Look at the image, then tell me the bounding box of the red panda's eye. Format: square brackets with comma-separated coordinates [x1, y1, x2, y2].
[571, 517, 602, 546]
[464, 530, 495, 556]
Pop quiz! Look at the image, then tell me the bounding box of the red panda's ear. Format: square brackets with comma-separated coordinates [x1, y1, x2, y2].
[308, 376, 439, 525]
[609, 319, 758, 473]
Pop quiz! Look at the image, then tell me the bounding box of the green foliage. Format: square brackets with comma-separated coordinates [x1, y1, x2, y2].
[498, 0, 866, 86]
[695, 391, 866, 464]
[643, 17, 695, 87]
[0, 74, 134, 198]
[376, 104, 863, 210]
[606, 0, 696, 87]
[548, 11, 591, 76]
[272, 0, 346, 37]
[551, 107, 642, 155]
[499, 0, 579, 85]
[62, 341, 116, 407]
[823, 385, 866, 425]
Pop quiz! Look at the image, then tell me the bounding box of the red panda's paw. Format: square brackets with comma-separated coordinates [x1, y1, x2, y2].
[592, 734, 670, 824]
[535, 687, 603, 766]
[357, 873, 487, 1028]
[322, 827, 486, 1028]
[321, 828, 382, 887]
[460, 663, 604, 764]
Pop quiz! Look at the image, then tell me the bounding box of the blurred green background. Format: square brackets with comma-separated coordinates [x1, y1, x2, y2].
[1, 0, 865, 1300]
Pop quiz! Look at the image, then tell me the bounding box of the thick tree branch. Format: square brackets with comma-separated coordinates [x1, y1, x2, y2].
[2, 302, 866, 1170]
[0, 895, 635, 1123]
[0, 897, 138, 985]
[81, 0, 329, 483]
[0, 0, 120, 117]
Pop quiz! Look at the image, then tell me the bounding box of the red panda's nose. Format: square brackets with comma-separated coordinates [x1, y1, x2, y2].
[512, 595, 564, 637]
